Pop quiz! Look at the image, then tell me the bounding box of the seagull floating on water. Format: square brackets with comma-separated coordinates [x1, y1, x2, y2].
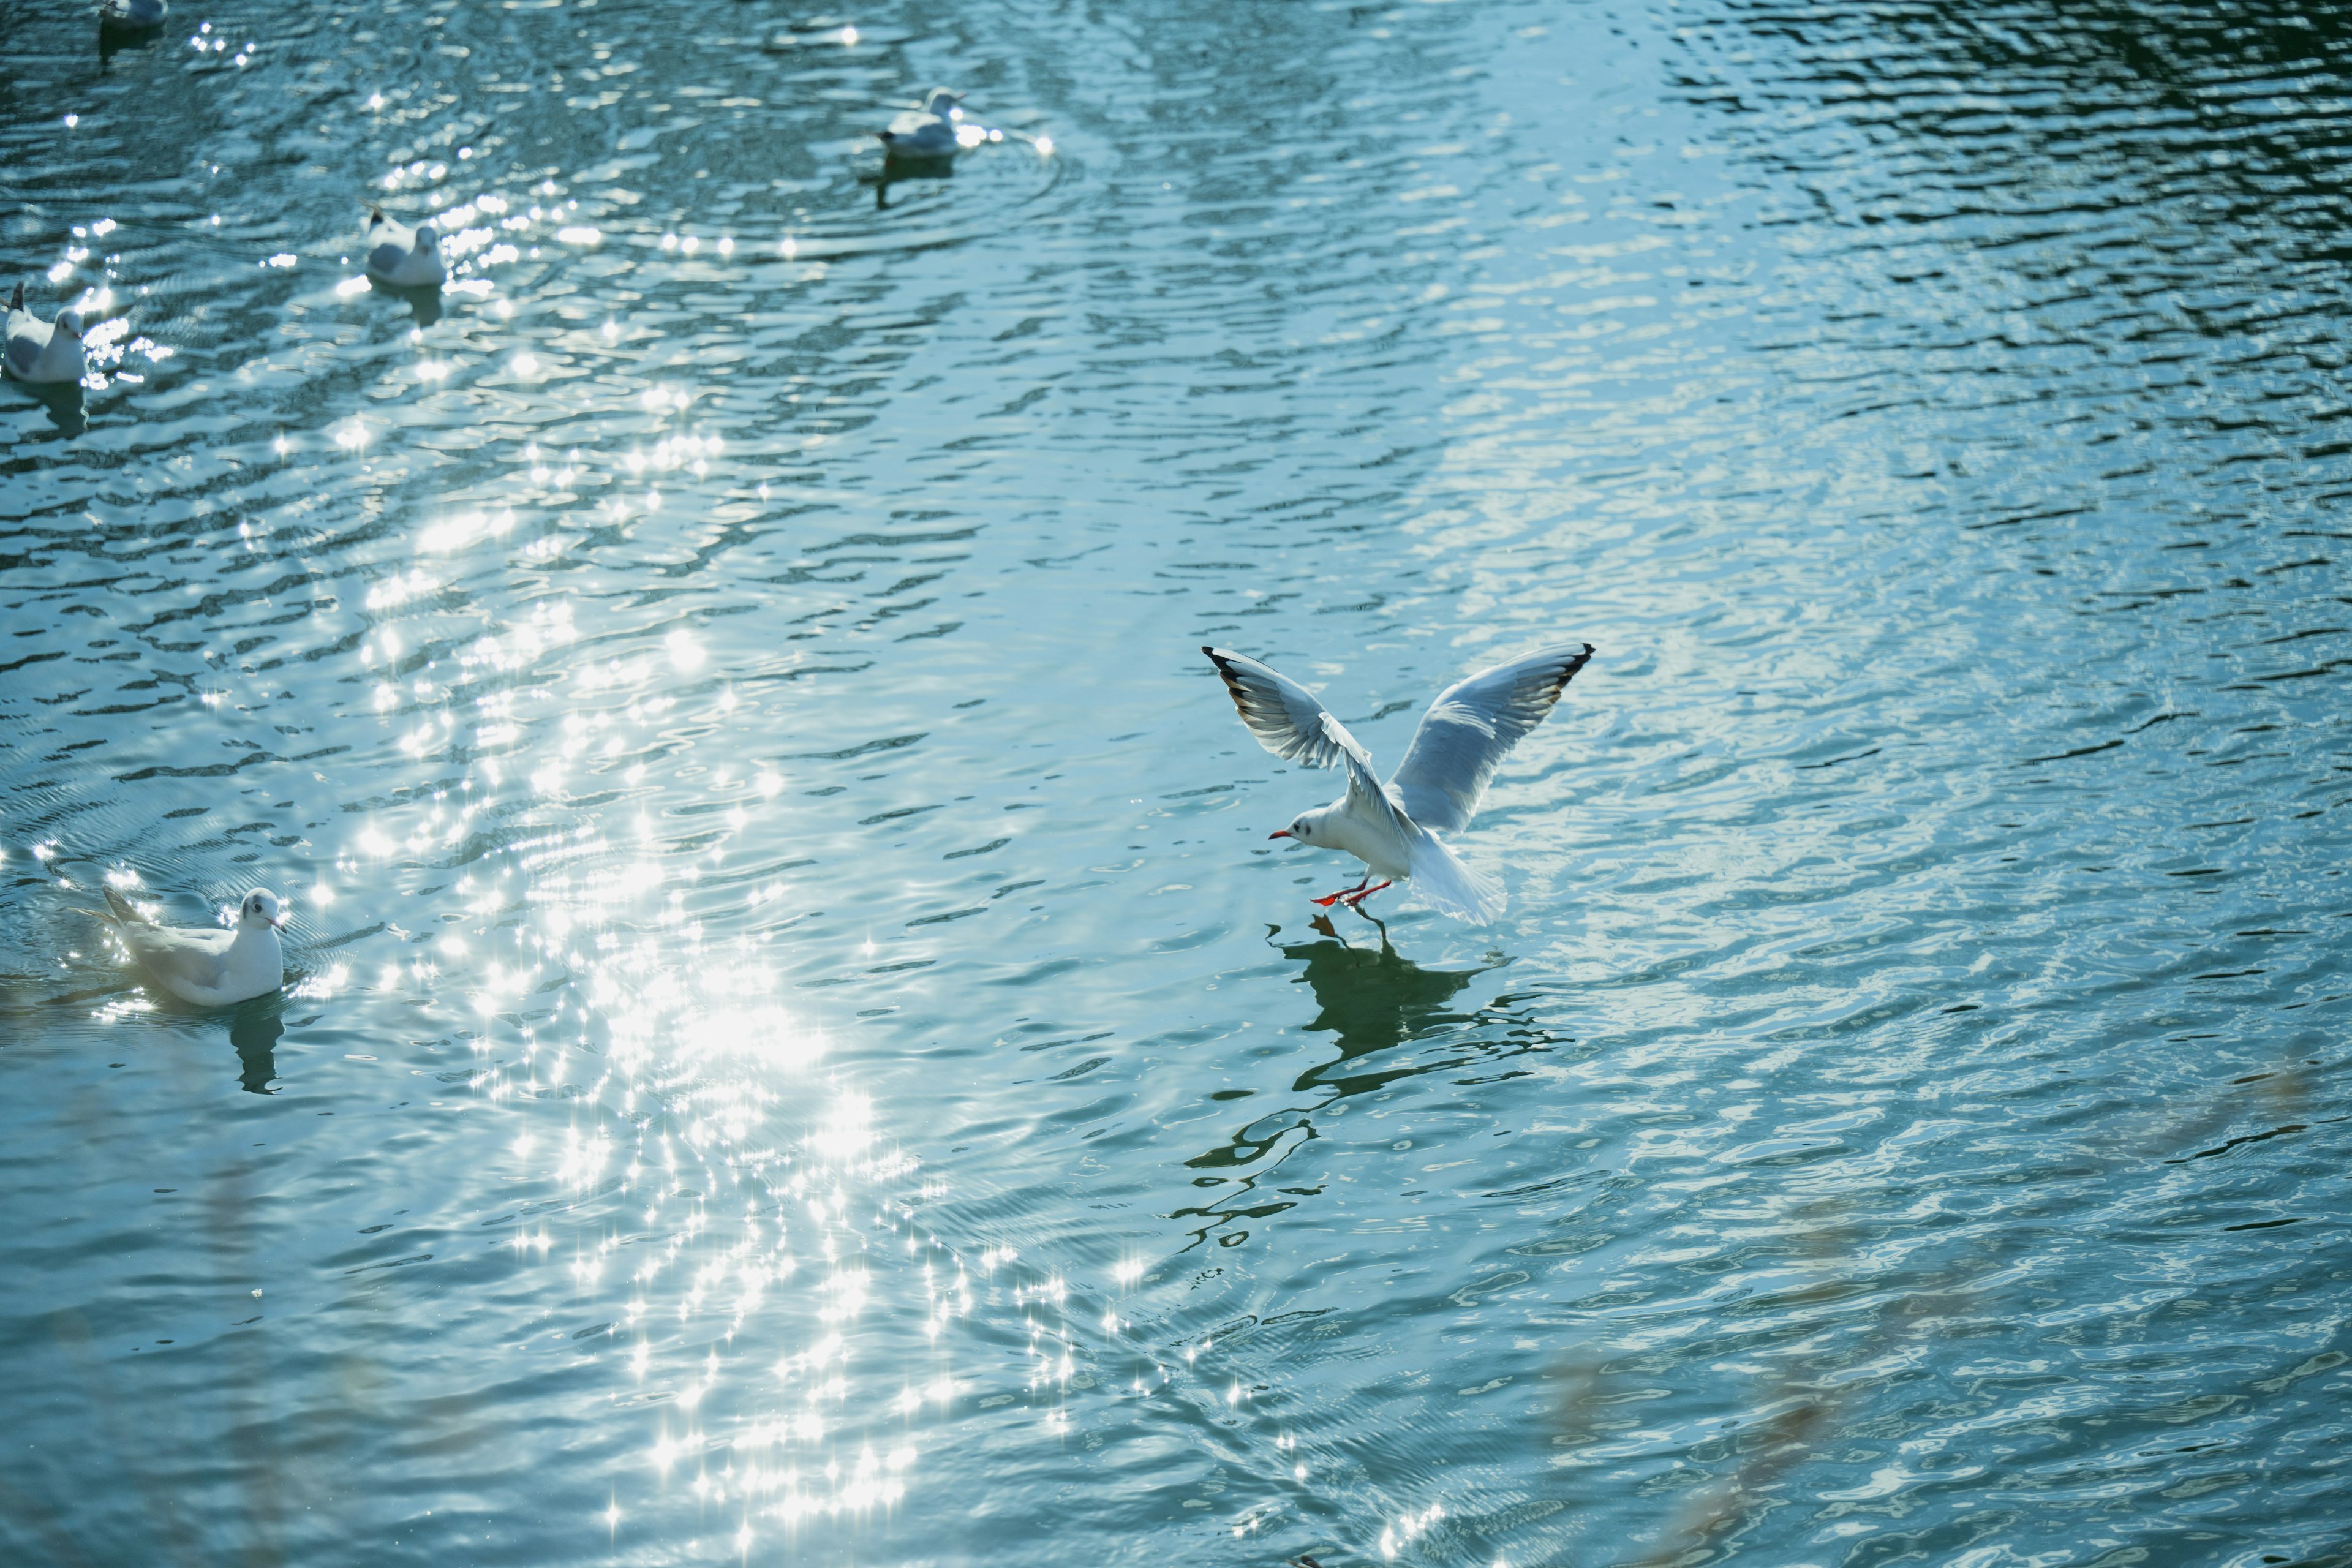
[6, 281, 86, 385]
[1205, 642, 1596, 923]
[5, 283, 86, 385]
[97, 0, 168, 29]
[364, 207, 445, 287]
[96, 883, 287, 1007]
[876, 89, 967, 160]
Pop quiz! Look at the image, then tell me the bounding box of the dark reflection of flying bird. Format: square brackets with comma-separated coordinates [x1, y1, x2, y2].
[1281, 919, 1480, 1093]
[1205, 642, 1596, 922]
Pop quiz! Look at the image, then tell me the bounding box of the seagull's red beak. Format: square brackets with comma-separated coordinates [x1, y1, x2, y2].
[1268, 829, 1292, 839]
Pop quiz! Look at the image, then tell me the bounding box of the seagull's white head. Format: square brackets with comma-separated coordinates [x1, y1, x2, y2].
[922, 88, 964, 116]
[414, 222, 440, 249]
[58, 310, 84, 341]
[1269, 807, 1329, 845]
[238, 888, 287, 931]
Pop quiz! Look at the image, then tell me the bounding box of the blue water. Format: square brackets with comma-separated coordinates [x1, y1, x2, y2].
[4, 0, 2349, 1564]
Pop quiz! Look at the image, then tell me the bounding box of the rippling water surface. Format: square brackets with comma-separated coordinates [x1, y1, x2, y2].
[5, 0, 2350, 1562]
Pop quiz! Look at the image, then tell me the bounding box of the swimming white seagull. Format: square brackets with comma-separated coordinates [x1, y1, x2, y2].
[364, 207, 445, 287]
[876, 89, 967, 160]
[97, 0, 168, 29]
[96, 883, 287, 1007]
[1205, 642, 1596, 923]
[5, 283, 86, 385]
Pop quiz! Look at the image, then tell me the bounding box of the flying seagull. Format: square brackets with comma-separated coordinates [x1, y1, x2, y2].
[1204, 642, 1596, 923]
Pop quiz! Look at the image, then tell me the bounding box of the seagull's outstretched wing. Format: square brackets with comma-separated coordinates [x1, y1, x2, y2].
[1203, 647, 1370, 771]
[1389, 643, 1596, 834]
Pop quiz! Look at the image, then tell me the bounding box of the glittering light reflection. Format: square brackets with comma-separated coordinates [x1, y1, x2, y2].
[1379, 1501, 1446, 1560]
[322, 573, 1247, 1556]
[418, 508, 518, 552]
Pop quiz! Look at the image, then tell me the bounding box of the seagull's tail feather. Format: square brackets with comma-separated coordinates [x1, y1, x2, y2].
[100, 884, 148, 925]
[1406, 833, 1504, 925]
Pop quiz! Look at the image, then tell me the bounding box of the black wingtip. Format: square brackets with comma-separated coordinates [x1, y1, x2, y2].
[1202, 649, 1253, 714]
[1545, 643, 1597, 699]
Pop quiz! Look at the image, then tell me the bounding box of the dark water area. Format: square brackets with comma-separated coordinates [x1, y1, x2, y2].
[3, 0, 2348, 1563]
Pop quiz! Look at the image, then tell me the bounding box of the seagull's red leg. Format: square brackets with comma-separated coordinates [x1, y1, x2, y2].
[1338, 881, 1392, 908]
[1313, 873, 1373, 908]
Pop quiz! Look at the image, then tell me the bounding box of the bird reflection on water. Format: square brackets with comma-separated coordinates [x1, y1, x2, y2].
[1279, 913, 1483, 1091]
[12, 380, 86, 438]
[227, 996, 284, 1096]
[366, 278, 442, 328]
[869, 164, 953, 213]
[1178, 917, 1502, 1246]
